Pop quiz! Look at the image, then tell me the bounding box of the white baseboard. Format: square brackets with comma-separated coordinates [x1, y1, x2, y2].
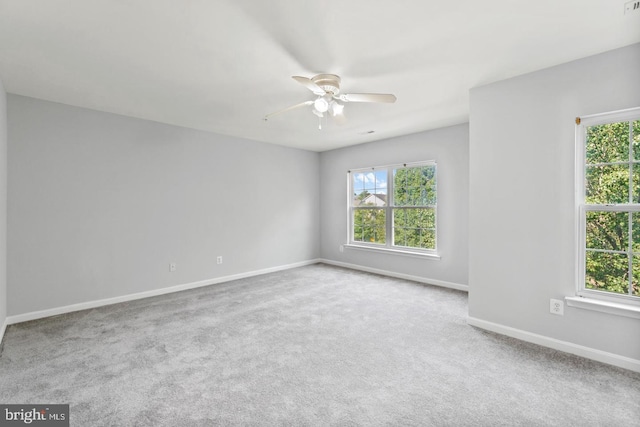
[467, 316, 640, 373]
[6, 259, 321, 325]
[319, 258, 468, 292]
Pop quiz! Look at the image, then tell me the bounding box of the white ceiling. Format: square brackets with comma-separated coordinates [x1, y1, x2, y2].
[0, 1, 638, 152]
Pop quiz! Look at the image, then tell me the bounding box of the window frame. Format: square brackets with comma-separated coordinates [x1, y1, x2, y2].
[347, 161, 439, 258]
[575, 107, 640, 307]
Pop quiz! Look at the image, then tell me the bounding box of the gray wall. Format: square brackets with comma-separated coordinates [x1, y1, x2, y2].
[469, 43, 640, 360]
[7, 95, 320, 316]
[319, 124, 469, 287]
[0, 76, 6, 328]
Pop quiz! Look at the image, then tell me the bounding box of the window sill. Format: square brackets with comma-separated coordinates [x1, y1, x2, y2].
[565, 296, 640, 319]
[344, 243, 441, 260]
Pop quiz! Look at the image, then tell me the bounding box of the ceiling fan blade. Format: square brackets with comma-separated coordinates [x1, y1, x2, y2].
[292, 76, 326, 95]
[264, 100, 313, 120]
[340, 93, 397, 103]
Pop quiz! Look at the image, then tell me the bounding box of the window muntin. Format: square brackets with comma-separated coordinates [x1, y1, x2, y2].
[578, 108, 640, 303]
[349, 162, 437, 254]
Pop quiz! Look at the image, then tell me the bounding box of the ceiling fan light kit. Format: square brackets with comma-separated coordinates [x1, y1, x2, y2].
[313, 96, 331, 113]
[264, 73, 397, 128]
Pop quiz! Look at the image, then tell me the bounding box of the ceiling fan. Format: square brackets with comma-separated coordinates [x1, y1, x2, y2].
[264, 74, 397, 128]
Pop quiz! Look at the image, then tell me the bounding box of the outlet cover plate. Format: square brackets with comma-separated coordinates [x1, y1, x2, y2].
[550, 298, 564, 315]
[625, 1, 640, 14]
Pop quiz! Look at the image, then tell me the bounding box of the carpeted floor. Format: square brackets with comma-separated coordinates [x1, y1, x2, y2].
[1, 264, 638, 426]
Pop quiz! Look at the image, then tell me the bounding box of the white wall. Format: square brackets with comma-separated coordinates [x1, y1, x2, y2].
[7, 95, 320, 316]
[0, 75, 7, 334]
[469, 43, 640, 361]
[319, 124, 469, 287]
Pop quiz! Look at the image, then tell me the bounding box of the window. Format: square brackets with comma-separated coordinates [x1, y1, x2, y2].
[577, 107, 640, 305]
[348, 162, 437, 255]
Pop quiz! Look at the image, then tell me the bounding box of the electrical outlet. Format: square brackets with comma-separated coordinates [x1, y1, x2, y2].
[550, 298, 564, 315]
[169, 262, 176, 272]
[624, 1, 640, 15]
[339, 245, 344, 253]
[217, 256, 223, 265]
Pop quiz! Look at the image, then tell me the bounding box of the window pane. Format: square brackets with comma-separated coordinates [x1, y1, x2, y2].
[585, 164, 629, 204]
[352, 208, 385, 244]
[353, 192, 387, 206]
[585, 251, 629, 295]
[585, 211, 628, 251]
[633, 212, 640, 254]
[586, 121, 629, 164]
[393, 209, 433, 230]
[353, 225, 364, 242]
[393, 224, 419, 248]
[393, 208, 405, 227]
[353, 171, 387, 207]
[393, 227, 436, 250]
[361, 225, 385, 244]
[393, 227, 407, 247]
[393, 208, 435, 249]
[409, 208, 435, 228]
[634, 164, 640, 204]
[419, 229, 436, 250]
[633, 120, 640, 161]
[633, 256, 640, 296]
[393, 165, 436, 207]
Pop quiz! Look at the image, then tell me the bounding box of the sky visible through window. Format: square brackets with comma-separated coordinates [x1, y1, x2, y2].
[353, 171, 387, 195]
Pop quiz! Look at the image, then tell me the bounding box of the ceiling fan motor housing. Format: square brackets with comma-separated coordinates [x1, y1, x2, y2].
[312, 74, 341, 96]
